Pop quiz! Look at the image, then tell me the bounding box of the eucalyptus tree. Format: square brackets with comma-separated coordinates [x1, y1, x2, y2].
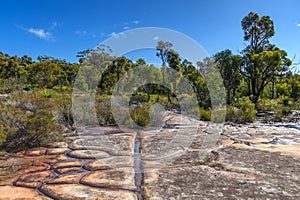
[214, 49, 242, 105]
[240, 12, 292, 103]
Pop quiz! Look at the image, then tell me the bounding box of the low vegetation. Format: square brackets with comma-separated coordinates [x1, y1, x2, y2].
[1, 12, 299, 152]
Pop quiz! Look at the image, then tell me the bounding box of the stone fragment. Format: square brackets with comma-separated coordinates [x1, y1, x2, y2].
[24, 148, 47, 156]
[0, 186, 51, 200]
[47, 142, 68, 148]
[46, 147, 70, 155]
[53, 160, 82, 169]
[67, 150, 110, 159]
[15, 171, 54, 188]
[84, 156, 133, 170]
[40, 184, 137, 200]
[70, 134, 135, 155]
[55, 167, 83, 174]
[39, 154, 68, 164]
[47, 173, 82, 184]
[24, 165, 49, 173]
[81, 168, 135, 190]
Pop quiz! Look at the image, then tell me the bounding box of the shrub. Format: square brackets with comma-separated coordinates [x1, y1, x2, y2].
[53, 92, 75, 130]
[258, 96, 293, 121]
[130, 105, 150, 127]
[199, 108, 211, 121]
[258, 98, 279, 111]
[0, 92, 63, 152]
[95, 95, 116, 125]
[226, 96, 257, 123]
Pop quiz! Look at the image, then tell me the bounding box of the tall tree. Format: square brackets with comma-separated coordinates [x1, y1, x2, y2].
[214, 49, 242, 105]
[240, 12, 292, 103]
[156, 41, 173, 84]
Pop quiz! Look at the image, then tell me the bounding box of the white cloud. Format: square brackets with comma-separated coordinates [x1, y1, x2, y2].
[153, 36, 159, 41]
[109, 32, 118, 37]
[133, 20, 140, 25]
[123, 26, 130, 30]
[297, 23, 300, 27]
[76, 30, 96, 38]
[108, 32, 126, 39]
[27, 28, 53, 41]
[50, 22, 62, 30]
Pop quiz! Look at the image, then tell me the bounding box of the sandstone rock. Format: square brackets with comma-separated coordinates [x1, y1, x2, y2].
[0, 186, 51, 200]
[55, 167, 83, 174]
[24, 165, 49, 173]
[15, 171, 54, 188]
[81, 168, 136, 190]
[47, 173, 83, 184]
[47, 141, 68, 148]
[84, 156, 133, 170]
[70, 134, 135, 155]
[46, 147, 70, 155]
[40, 184, 137, 200]
[53, 160, 82, 169]
[39, 154, 68, 164]
[67, 150, 110, 159]
[24, 148, 47, 156]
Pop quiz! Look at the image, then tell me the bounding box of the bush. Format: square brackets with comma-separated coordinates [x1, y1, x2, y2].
[258, 96, 293, 121]
[226, 96, 257, 123]
[258, 98, 279, 111]
[199, 108, 211, 121]
[95, 95, 116, 125]
[53, 92, 75, 130]
[0, 92, 63, 152]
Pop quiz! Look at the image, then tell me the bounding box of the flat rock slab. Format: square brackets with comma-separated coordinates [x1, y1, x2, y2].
[70, 134, 135, 155]
[53, 160, 83, 169]
[39, 154, 69, 164]
[0, 186, 51, 200]
[23, 165, 50, 173]
[81, 168, 135, 190]
[143, 166, 269, 199]
[47, 142, 68, 148]
[67, 150, 110, 159]
[47, 173, 83, 184]
[24, 148, 47, 156]
[55, 167, 83, 174]
[15, 170, 54, 188]
[143, 146, 300, 199]
[84, 156, 133, 170]
[46, 147, 70, 155]
[40, 184, 137, 200]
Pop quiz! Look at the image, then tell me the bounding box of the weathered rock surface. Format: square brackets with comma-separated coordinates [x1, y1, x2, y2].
[81, 168, 136, 190]
[84, 156, 133, 170]
[69, 133, 135, 155]
[67, 150, 110, 159]
[0, 111, 299, 199]
[15, 170, 54, 188]
[40, 184, 137, 200]
[0, 186, 51, 199]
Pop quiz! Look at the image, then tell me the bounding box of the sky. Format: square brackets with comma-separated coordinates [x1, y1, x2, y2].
[0, 0, 300, 65]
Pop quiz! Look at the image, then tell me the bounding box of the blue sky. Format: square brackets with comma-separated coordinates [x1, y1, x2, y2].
[0, 0, 300, 64]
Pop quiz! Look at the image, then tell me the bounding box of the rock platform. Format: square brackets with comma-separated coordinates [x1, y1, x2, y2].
[0, 112, 299, 199]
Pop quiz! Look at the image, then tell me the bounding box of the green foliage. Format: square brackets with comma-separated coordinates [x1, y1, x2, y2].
[0, 92, 63, 152]
[240, 12, 292, 103]
[214, 49, 242, 105]
[199, 108, 211, 121]
[53, 92, 75, 130]
[95, 95, 116, 125]
[130, 106, 150, 127]
[226, 97, 257, 123]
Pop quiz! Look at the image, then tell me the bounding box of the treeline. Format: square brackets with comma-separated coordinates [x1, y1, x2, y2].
[0, 54, 80, 93]
[1, 11, 300, 152]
